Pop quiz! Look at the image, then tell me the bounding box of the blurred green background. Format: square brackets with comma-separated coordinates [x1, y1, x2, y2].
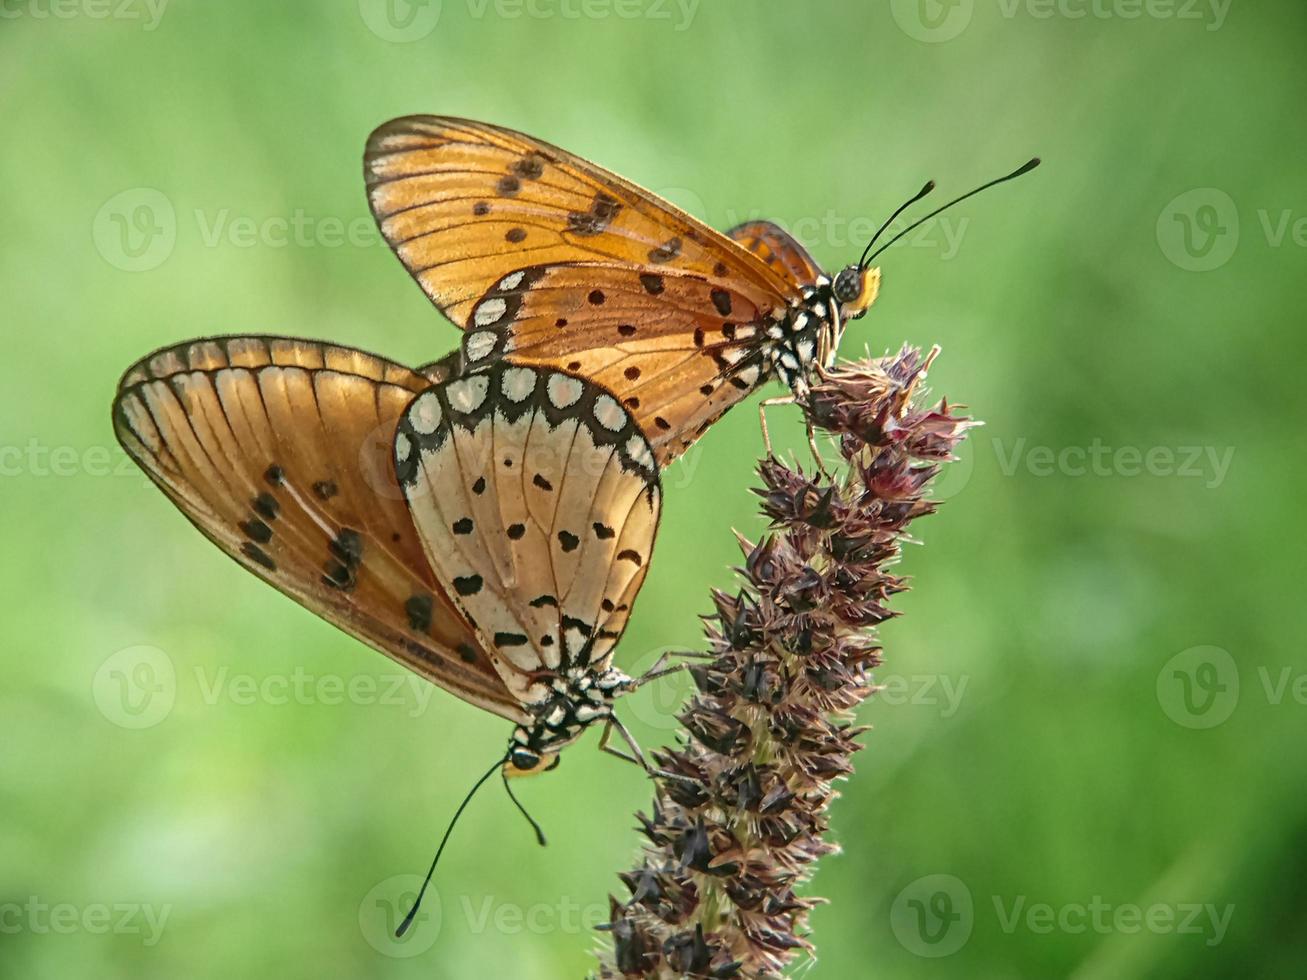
[3, 1, 1304, 977]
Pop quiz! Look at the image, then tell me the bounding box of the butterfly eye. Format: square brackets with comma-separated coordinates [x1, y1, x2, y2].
[833, 266, 863, 304]
[509, 748, 542, 772]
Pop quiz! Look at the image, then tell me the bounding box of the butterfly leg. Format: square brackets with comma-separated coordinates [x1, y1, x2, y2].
[598, 715, 697, 785]
[758, 395, 796, 459]
[629, 652, 686, 688]
[759, 395, 831, 477]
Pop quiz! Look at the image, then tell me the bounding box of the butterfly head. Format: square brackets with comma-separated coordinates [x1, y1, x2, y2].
[504, 747, 562, 778]
[832, 264, 881, 320]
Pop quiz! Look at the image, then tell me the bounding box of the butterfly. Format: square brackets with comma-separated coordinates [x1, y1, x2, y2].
[112, 336, 671, 777]
[364, 115, 1038, 463]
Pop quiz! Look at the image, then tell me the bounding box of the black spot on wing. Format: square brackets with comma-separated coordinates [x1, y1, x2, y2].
[405, 594, 433, 632]
[454, 574, 483, 596]
[567, 191, 621, 236]
[239, 519, 272, 544]
[252, 493, 278, 521]
[241, 542, 276, 571]
[648, 237, 682, 263]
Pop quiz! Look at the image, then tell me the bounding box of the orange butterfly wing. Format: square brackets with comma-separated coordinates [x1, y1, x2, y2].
[726, 220, 825, 287]
[113, 335, 527, 724]
[364, 116, 813, 463]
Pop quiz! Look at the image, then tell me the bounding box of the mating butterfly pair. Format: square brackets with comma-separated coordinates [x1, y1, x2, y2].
[114, 116, 1038, 778]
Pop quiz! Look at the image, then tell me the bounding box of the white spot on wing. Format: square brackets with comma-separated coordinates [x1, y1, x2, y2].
[446, 374, 490, 413]
[547, 373, 583, 409]
[474, 297, 507, 326]
[500, 366, 536, 402]
[737, 363, 761, 387]
[395, 432, 412, 463]
[593, 394, 626, 432]
[408, 391, 443, 434]
[625, 434, 653, 469]
[498, 270, 525, 291]
[466, 331, 497, 362]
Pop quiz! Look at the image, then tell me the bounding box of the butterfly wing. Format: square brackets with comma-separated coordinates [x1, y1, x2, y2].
[113, 335, 527, 723]
[365, 116, 809, 463]
[364, 115, 804, 324]
[394, 362, 661, 708]
[453, 264, 775, 464]
[726, 220, 825, 287]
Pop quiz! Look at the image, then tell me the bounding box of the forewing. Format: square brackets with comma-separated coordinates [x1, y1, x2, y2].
[363, 115, 804, 328]
[727, 220, 825, 287]
[395, 362, 661, 707]
[113, 335, 526, 723]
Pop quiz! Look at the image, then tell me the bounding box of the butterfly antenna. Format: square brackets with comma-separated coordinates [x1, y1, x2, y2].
[395, 754, 506, 938]
[859, 179, 936, 268]
[863, 157, 1042, 266]
[502, 773, 548, 847]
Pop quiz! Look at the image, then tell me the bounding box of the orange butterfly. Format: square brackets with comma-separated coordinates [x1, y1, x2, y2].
[365, 115, 1038, 462]
[112, 337, 671, 778]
